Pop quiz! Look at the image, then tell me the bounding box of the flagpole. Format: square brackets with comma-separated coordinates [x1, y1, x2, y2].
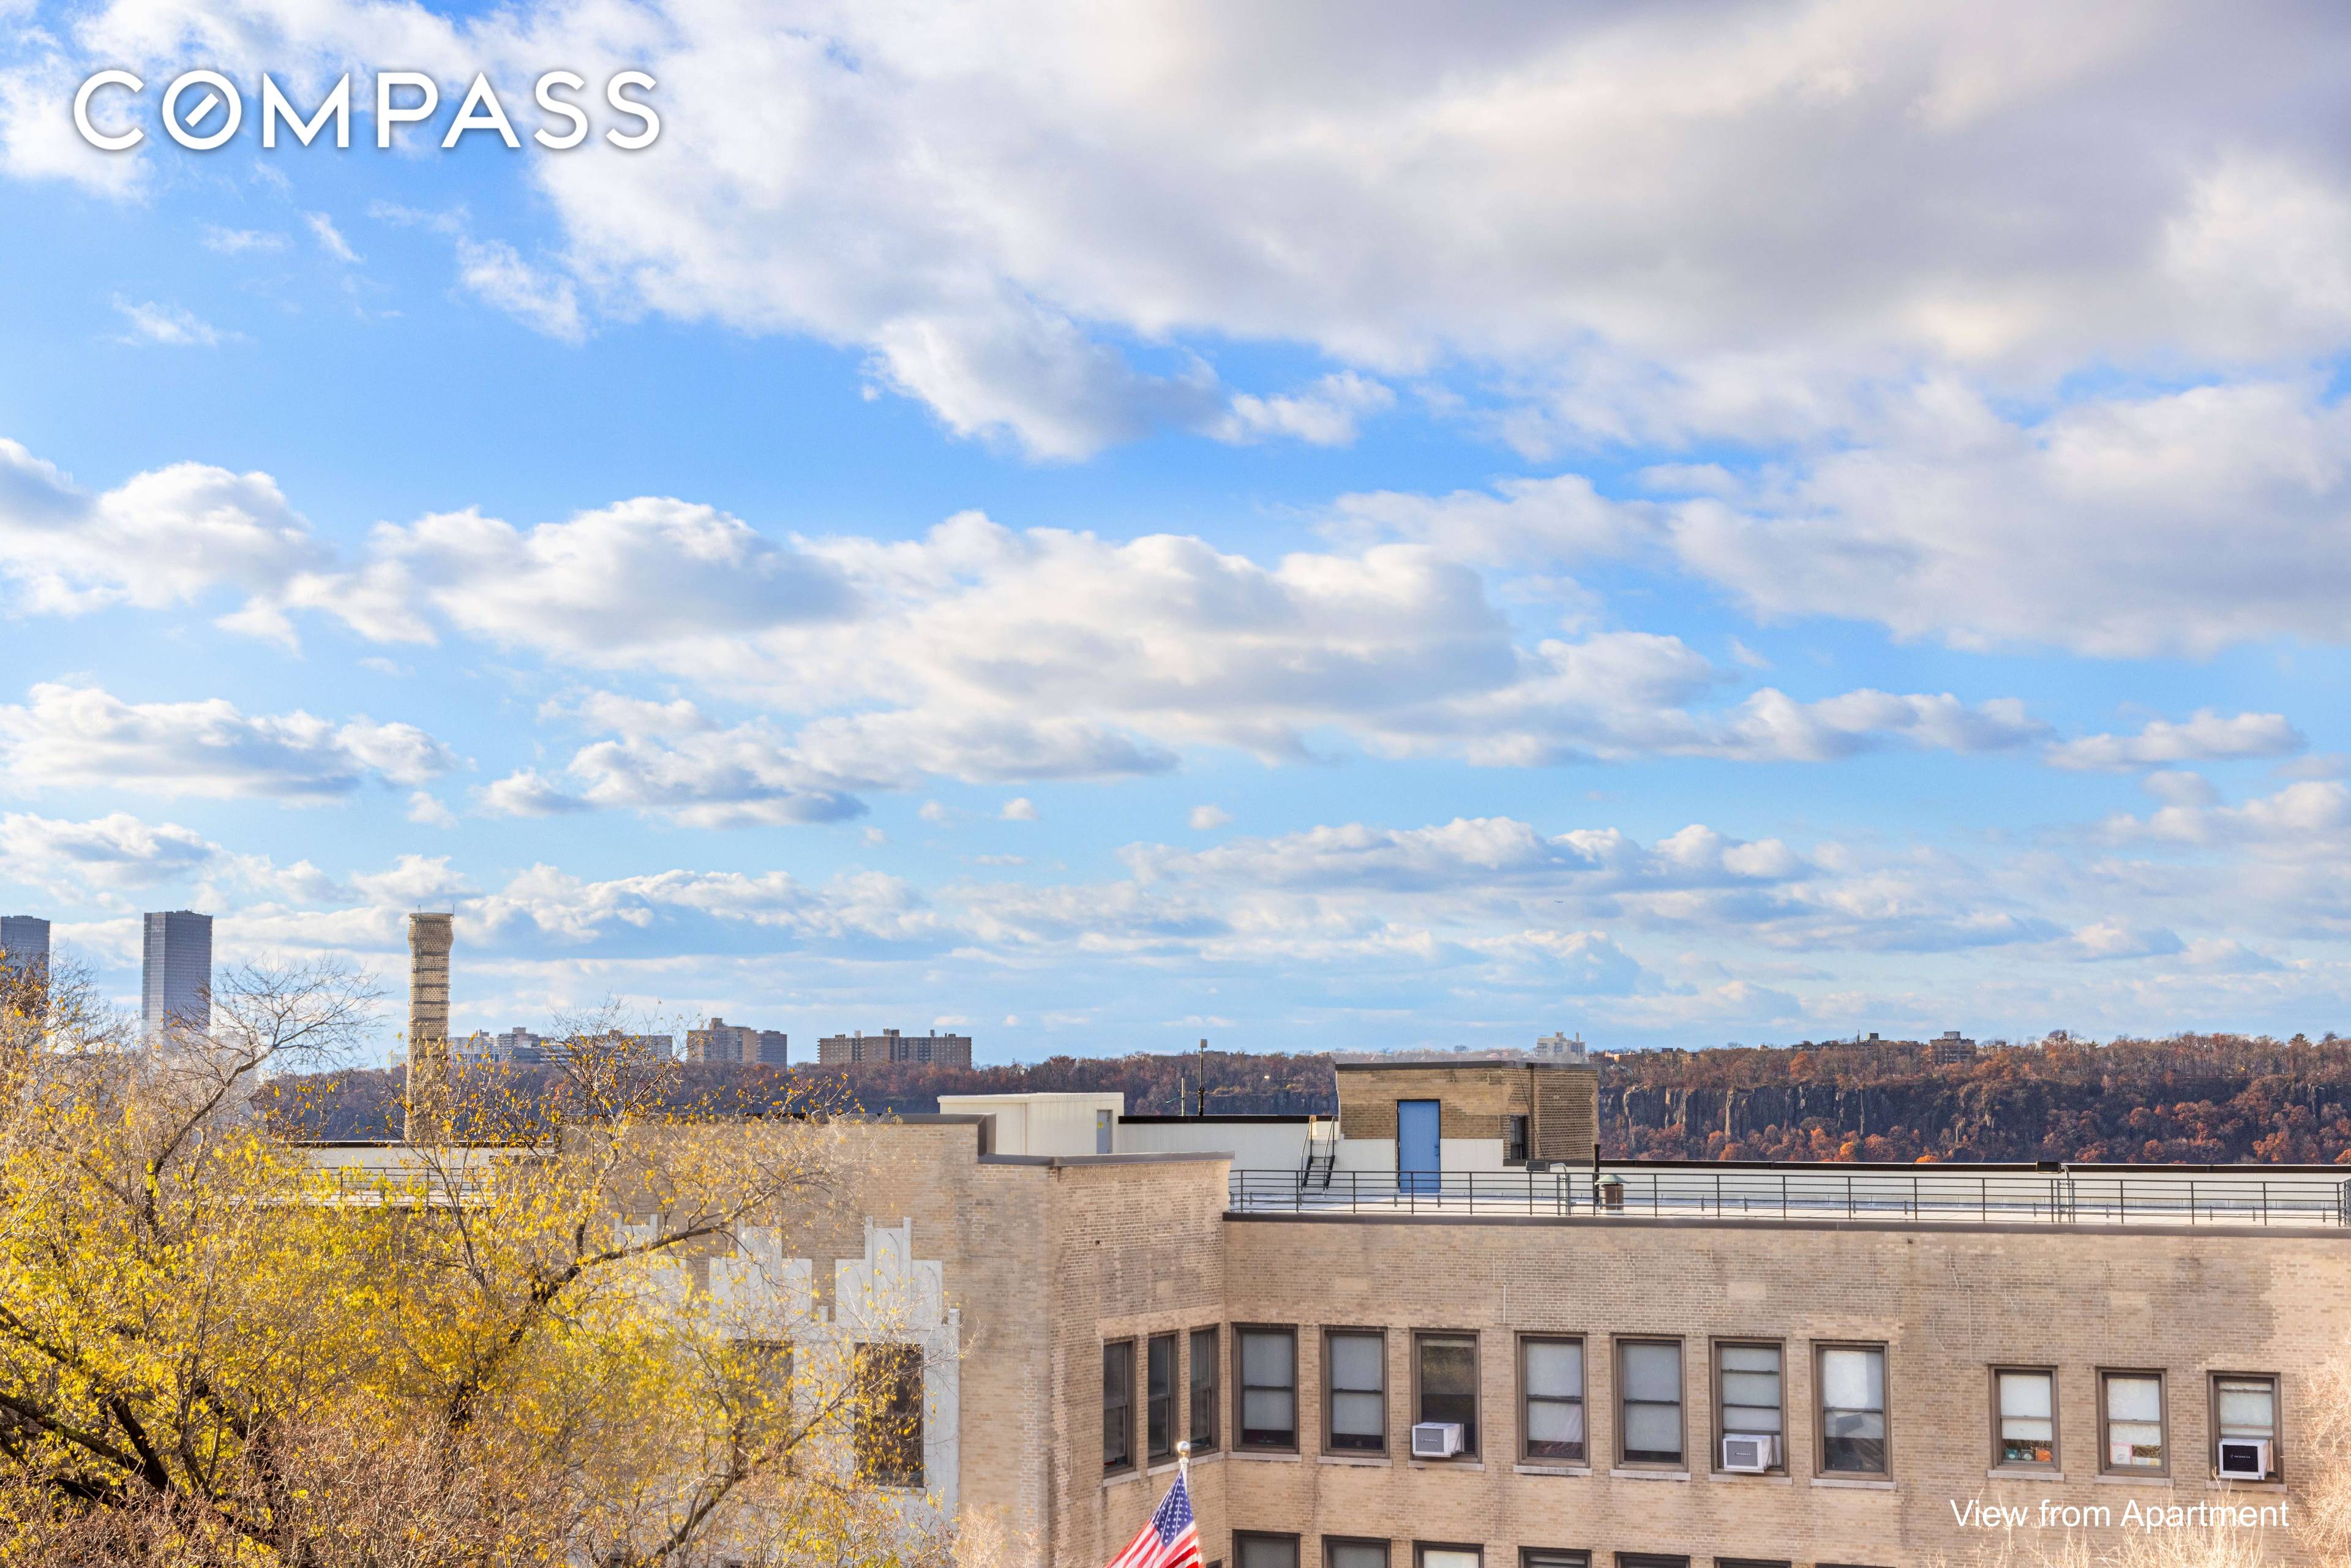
[1176, 1438, 1190, 1487]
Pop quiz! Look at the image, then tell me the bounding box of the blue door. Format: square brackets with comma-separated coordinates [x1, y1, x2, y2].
[1398, 1099, 1441, 1195]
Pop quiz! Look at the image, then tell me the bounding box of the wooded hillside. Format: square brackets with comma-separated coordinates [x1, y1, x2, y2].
[263, 1033, 2351, 1164]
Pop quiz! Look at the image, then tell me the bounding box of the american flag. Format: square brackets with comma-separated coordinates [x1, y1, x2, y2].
[1105, 1471, 1202, 1568]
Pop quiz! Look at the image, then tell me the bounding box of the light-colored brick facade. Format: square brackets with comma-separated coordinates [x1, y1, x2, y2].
[778, 1112, 2349, 1568]
[1337, 1063, 1599, 1162]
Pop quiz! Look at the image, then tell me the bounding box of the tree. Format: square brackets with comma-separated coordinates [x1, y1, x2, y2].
[0, 961, 945, 1567]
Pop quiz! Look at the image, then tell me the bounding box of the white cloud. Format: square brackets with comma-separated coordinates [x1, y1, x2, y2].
[2047, 710, 2304, 771]
[201, 225, 285, 254]
[452, 236, 583, 343]
[0, 683, 454, 801]
[309, 497, 850, 652]
[475, 769, 591, 818]
[0, 438, 325, 632]
[306, 211, 360, 263]
[0, 433, 2071, 799]
[1000, 796, 1038, 822]
[407, 790, 457, 828]
[1653, 380, 2351, 657]
[18, 2, 2347, 459]
[1187, 804, 1232, 831]
[0, 811, 218, 895]
[111, 298, 231, 348]
[1211, 373, 1394, 447]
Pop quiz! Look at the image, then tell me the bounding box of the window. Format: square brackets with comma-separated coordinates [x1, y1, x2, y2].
[1618, 1340, 1684, 1466]
[854, 1343, 923, 1487]
[1993, 1369, 2057, 1469]
[1190, 1326, 1220, 1453]
[1505, 1114, 1529, 1165]
[1414, 1332, 1479, 1456]
[2101, 1371, 2166, 1474]
[1326, 1330, 1387, 1453]
[1104, 1341, 1136, 1473]
[2213, 1374, 2279, 1476]
[1714, 1343, 1783, 1469]
[1328, 1540, 1391, 1568]
[1417, 1548, 1481, 1568]
[1520, 1336, 1586, 1463]
[1148, 1334, 1177, 1463]
[1521, 1553, 1590, 1568]
[1239, 1327, 1299, 1450]
[1237, 1536, 1300, 1568]
[1817, 1345, 1888, 1474]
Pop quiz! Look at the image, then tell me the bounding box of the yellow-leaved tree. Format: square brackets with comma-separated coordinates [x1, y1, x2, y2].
[0, 958, 948, 1567]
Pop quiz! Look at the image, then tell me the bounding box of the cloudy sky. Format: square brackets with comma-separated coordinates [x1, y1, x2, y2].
[2, 1, 2349, 1060]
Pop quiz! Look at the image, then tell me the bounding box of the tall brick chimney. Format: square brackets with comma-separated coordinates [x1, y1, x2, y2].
[404, 912, 454, 1143]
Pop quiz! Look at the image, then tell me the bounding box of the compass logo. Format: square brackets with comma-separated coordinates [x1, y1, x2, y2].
[73, 69, 659, 152]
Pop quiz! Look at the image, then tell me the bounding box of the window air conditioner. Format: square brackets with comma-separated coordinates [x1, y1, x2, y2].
[1409, 1422, 1464, 1459]
[2216, 1439, 2271, 1480]
[1720, 1433, 1779, 1472]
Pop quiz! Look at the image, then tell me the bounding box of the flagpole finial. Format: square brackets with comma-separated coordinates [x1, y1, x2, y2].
[1176, 1438, 1191, 1482]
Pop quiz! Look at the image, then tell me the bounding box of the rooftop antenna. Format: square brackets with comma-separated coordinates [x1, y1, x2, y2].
[1197, 1038, 1207, 1116]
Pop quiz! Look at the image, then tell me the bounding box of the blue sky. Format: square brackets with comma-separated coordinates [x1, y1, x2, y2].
[2, 2, 2350, 1063]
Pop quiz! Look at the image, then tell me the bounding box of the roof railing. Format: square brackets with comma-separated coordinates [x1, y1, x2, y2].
[1227, 1167, 2351, 1228]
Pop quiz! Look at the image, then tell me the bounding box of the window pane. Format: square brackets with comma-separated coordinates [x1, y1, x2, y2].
[1820, 1348, 1885, 1473]
[1331, 1335, 1384, 1391]
[1240, 1540, 1299, 1568]
[1997, 1371, 2053, 1464]
[2106, 1375, 2164, 1469]
[2217, 1380, 2276, 1439]
[1329, 1544, 1389, 1568]
[1190, 1327, 1220, 1450]
[1422, 1553, 1480, 1568]
[1332, 1390, 1384, 1442]
[1149, 1335, 1176, 1460]
[857, 1343, 924, 1487]
[1622, 1343, 1680, 1401]
[1521, 1555, 1589, 1568]
[1623, 1402, 1680, 1455]
[1240, 1329, 1297, 1447]
[1528, 1400, 1585, 1447]
[1243, 1332, 1295, 1386]
[1720, 1345, 1777, 1373]
[1526, 1340, 1583, 1398]
[2000, 1371, 2052, 1419]
[1103, 1343, 1133, 1471]
[1418, 1337, 1477, 1449]
[1243, 1388, 1296, 1435]
[1821, 1349, 1884, 1410]
[2106, 1376, 2161, 1423]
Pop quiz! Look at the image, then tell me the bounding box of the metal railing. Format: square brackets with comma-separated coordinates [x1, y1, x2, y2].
[303, 1164, 505, 1207]
[1228, 1168, 2351, 1228]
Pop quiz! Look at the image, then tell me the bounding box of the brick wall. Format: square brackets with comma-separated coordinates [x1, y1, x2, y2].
[1337, 1065, 1531, 1141]
[1212, 1214, 2349, 1568]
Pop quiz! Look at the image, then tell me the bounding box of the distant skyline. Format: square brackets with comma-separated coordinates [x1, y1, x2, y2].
[3, 4, 2350, 1062]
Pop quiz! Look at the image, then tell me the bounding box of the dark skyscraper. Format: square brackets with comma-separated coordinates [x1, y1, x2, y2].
[0, 916, 49, 980]
[141, 910, 213, 1040]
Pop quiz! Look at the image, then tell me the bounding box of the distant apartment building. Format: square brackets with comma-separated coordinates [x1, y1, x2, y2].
[0, 916, 50, 979]
[1531, 1030, 1587, 1063]
[454, 1027, 674, 1066]
[686, 1018, 788, 1066]
[141, 910, 212, 1040]
[816, 1028, 972, 1068]
[1929, 1028, 1979, 1063]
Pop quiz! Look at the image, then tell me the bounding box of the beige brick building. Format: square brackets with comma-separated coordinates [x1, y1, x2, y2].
[717, 1062, 2345, 1568]
[332, 1059, 2349, 1568]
